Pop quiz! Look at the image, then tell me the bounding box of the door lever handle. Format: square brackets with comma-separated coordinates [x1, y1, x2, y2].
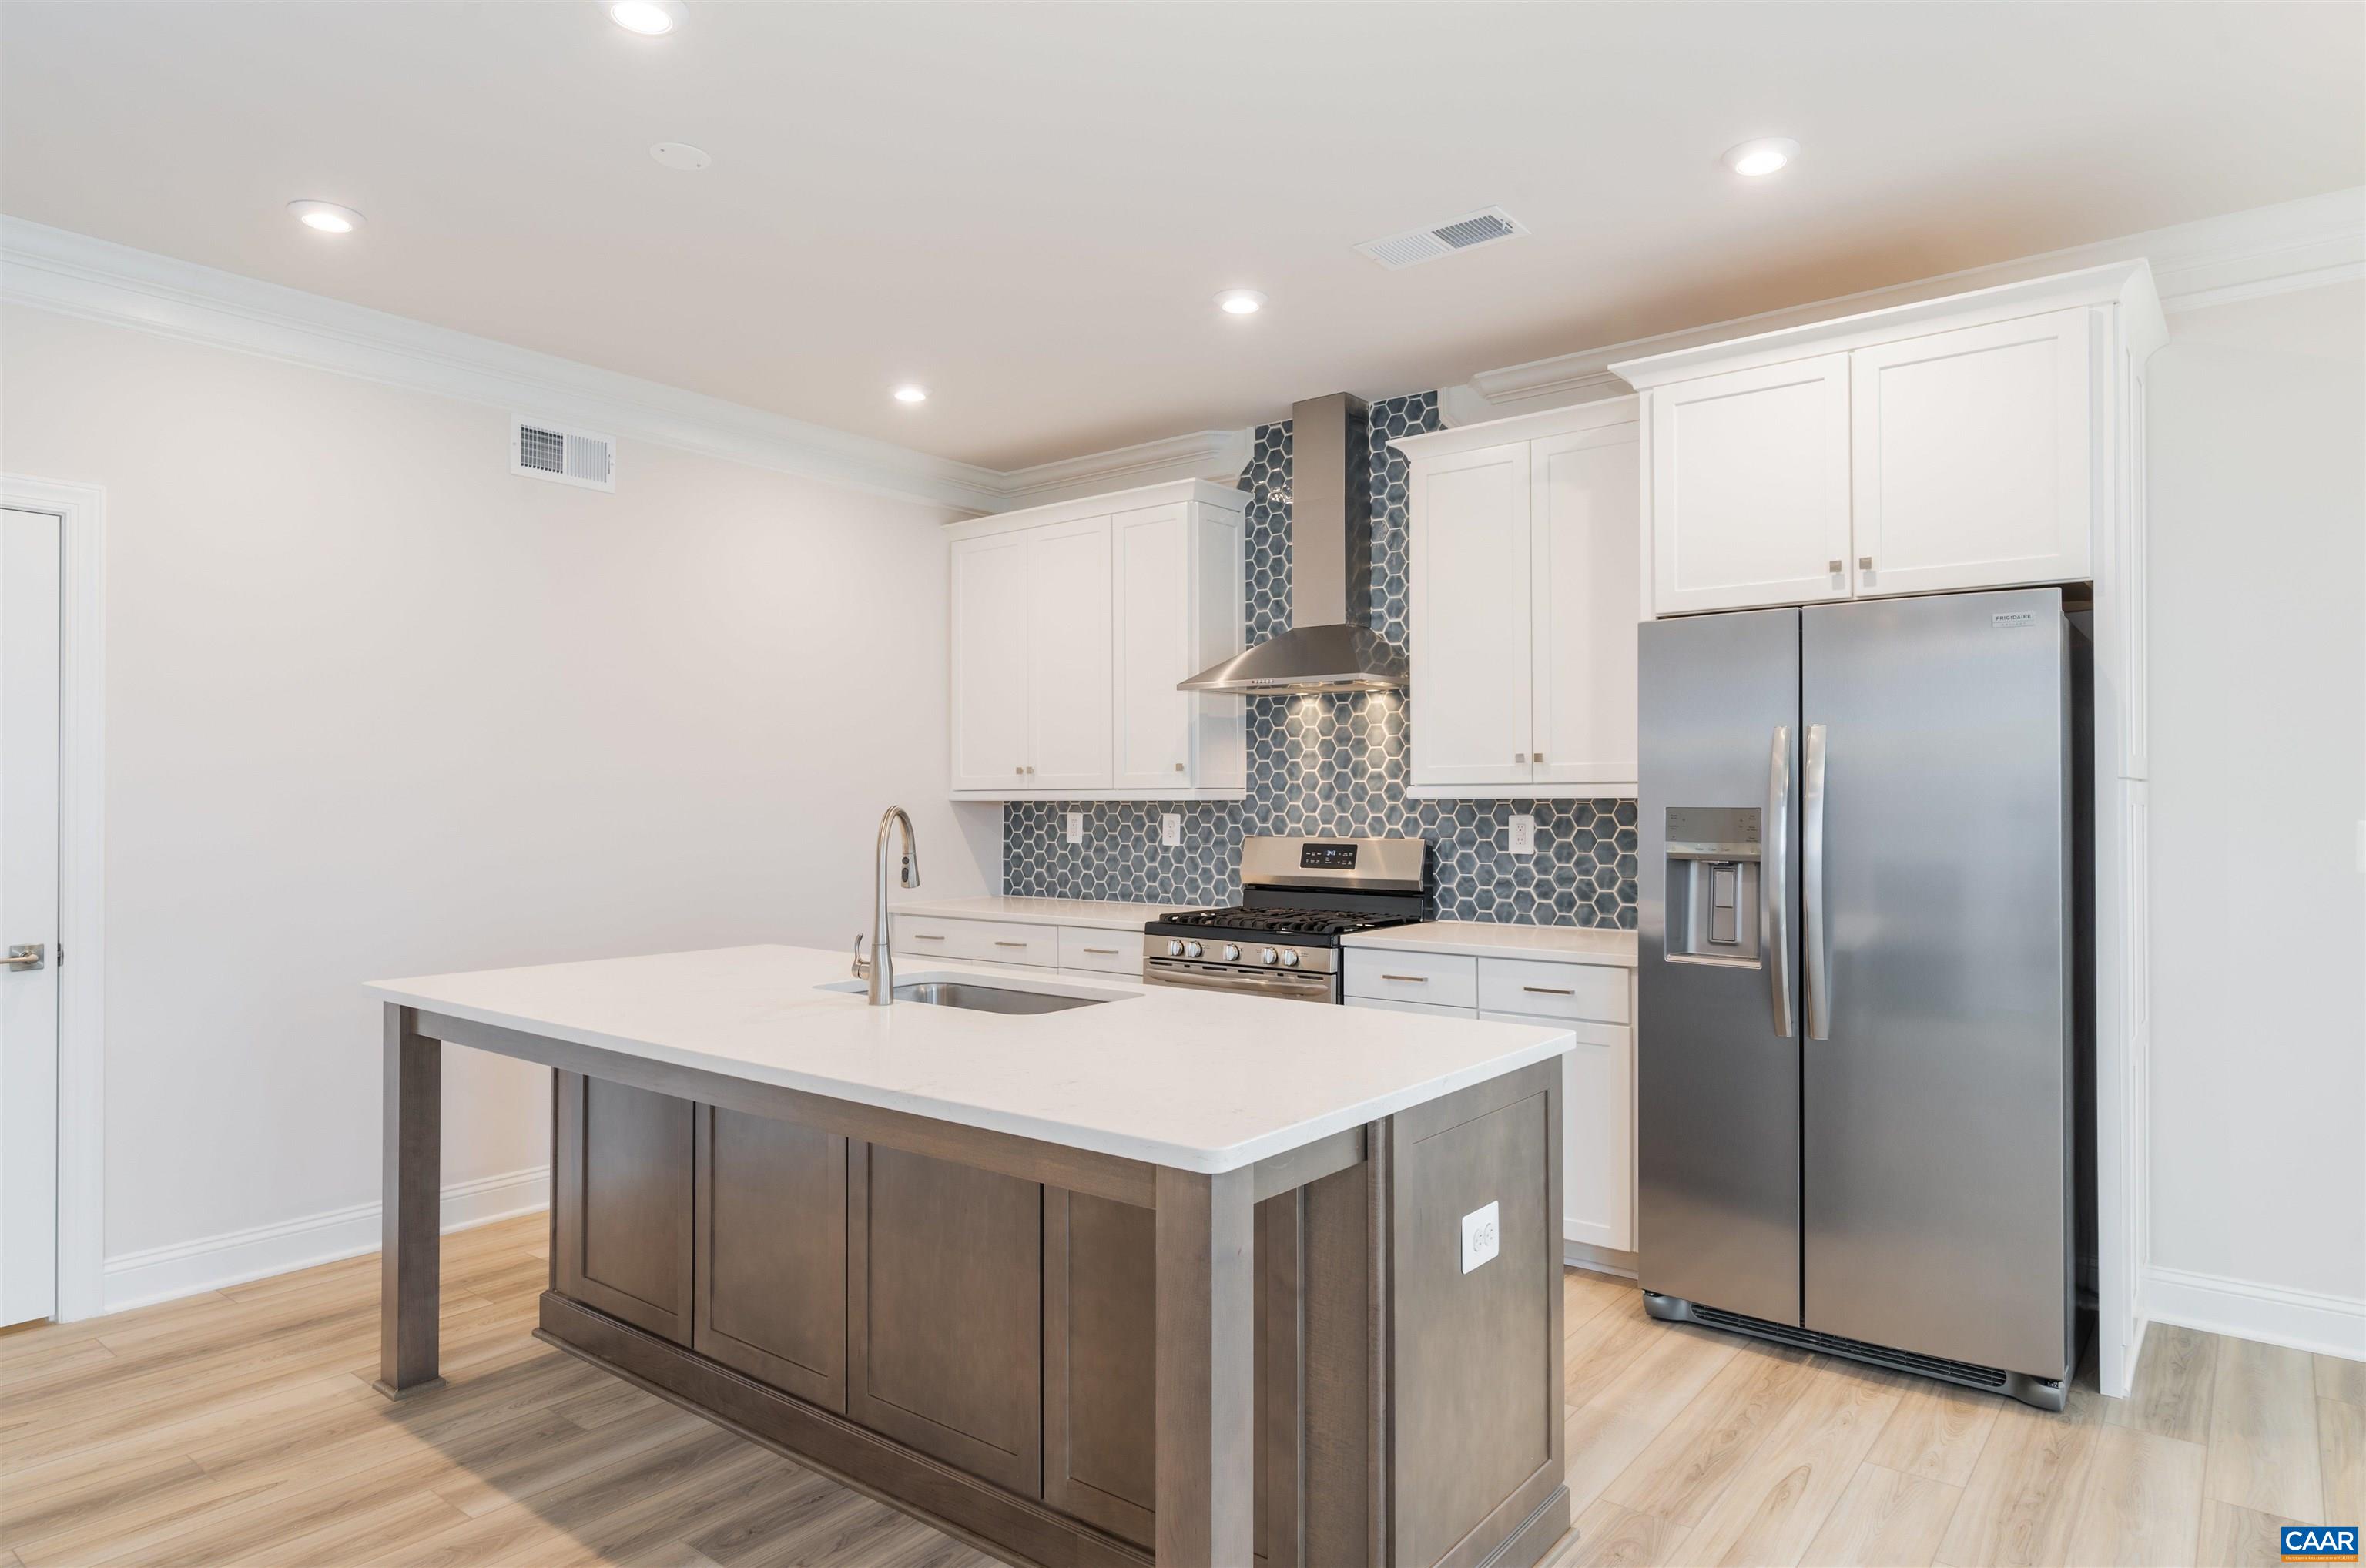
[4, 945, 45, 971]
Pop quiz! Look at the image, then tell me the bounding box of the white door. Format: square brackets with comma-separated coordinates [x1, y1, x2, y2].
[1410, 443, 1533, 789]
[1648, 353, 1853, 616]
[1485, 1012, 1632, 1253]
[1850, 307, 2094, 598]
[2, 508, 61, 1326]
[1024, 517, 1112, 791]
[948, 532, 1031, 791]
[1531, 422, 1643, 792]
[1110, 504, 1191, 791]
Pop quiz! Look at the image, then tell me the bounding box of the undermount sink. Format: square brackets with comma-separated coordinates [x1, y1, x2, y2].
[819, 973, 1128, 1014]
[888, 980, 1107, 1014]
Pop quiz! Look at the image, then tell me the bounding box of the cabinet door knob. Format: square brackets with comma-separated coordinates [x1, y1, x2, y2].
[1533, 751, 1543, 762]
[1514, 752, 1527, 764]
[1174, 761, 1184, 772]
[1828, 559, 1843, 575]
[1858, 556, 1874, 571]
[1014, 766, 1024, 776]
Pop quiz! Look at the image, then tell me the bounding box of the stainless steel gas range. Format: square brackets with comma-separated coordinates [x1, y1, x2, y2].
[1140, 835, 1426, 1003]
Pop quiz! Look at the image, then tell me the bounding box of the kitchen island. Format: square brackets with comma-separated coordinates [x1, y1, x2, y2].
[367, 944, 1573, 1568]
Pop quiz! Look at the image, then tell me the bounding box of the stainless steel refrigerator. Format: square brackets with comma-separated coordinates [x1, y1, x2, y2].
[1638, 585, 2079, 1410]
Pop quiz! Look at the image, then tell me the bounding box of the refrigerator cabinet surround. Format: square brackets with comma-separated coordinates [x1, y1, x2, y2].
[1638, 588, 2076, 1411]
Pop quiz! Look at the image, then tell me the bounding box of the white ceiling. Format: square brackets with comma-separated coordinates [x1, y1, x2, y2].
[3, 2, 2360, 471]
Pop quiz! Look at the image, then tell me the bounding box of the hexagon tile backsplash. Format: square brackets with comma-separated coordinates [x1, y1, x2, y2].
[1001, 391, 1640, 929]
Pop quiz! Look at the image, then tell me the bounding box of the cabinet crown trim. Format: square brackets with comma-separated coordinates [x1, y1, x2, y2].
[1611, 260, 2163, 389]
[942, 478, 1248, 541]
[1387, 396, 1640, 459]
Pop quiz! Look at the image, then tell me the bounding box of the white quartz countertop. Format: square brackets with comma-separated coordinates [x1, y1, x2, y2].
[890, 894, 1207, 930]
[1343, 922, 1639, 968]
[365, 944, 1570, 1174]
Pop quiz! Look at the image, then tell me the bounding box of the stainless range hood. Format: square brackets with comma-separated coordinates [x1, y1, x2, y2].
[1178, 393, 1408, 695]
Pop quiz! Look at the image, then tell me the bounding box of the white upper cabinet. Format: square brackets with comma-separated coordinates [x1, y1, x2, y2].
[947, 531, 1031, 791]
[1409, 442, 1533, 789]
[1849, 308, 2092, 597]
[1532, 423, 1643, 791]
[1023, 516, 1113, 792]
[1394, 401, 1645, 798]
[944, 481, 1245, 801]
[1615, 264, 2164, 618]
[1647, 354, 1853, 616]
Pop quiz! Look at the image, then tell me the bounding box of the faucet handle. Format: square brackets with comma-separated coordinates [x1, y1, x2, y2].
[851, 931, 872, 980]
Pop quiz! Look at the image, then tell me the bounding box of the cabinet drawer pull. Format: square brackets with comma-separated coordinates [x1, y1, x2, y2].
[1522, 985, 1575, 997]
[1380, 973, 1428, 983]
[911, 933, 947, 941]
[994, 940, 1028, 949]
[1084, 946, 1118, 955]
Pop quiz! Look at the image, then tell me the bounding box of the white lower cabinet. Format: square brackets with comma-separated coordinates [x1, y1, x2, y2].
[1482, 1011, 1632, 1253]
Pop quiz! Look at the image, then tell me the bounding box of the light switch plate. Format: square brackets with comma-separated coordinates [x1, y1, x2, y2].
[1459, 1201, 1500, 1274]
[1065, 811, 1084, 845]
[1509, 815, 1536, 856]
[1161, 812, 1182, 848]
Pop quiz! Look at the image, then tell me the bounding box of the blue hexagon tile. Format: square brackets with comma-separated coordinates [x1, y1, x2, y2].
[1003, 390, 1639, 930]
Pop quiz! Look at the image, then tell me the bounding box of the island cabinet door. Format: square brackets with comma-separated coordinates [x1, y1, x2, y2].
[553, 1073, 695, 1345]
[692, 1107, 846, 1410]
[846, 1143, 1043, 1496]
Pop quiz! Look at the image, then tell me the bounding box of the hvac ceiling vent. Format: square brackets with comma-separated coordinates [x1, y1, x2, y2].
[510, 416, 615, 492]
[1354, 206, 1528, 270]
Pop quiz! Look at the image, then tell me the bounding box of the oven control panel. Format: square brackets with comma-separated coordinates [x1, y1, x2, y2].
[1299, 843, 1359, 870]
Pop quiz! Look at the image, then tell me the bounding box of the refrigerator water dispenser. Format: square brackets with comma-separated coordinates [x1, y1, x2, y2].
[1663, 806, 1763, 964]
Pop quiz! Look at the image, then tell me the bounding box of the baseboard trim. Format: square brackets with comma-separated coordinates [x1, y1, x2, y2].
[1563, 1239, 1637, 1279]
[100, 1166, 548, 1314]
[2146, 1265, 2366, 1362]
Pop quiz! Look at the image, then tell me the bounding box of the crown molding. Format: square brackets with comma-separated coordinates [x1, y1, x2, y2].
[1442, 186, 2365, 424]
[994, 427, 1253, 509]
[0, 217, 1030, 514]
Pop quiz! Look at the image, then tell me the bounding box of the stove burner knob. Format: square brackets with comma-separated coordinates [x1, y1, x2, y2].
[1279, 948, 1299, 967]
[1222, 943, 1241, 963]
[1182, 940, 1203, 960]
[1258, 946, 1279, 966]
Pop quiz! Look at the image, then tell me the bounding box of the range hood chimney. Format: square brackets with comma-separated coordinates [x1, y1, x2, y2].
[1178, 393, 1408, 695]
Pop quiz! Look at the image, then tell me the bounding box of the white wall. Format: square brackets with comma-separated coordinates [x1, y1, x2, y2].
[2145, 280, 2366, 1354]
[1, 304, 999, 1304]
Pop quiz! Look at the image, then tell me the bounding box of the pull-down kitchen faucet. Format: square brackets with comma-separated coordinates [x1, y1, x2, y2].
[853, 806, 920, 1005]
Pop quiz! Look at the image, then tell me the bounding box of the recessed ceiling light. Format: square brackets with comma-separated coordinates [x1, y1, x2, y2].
[287, 199, 365, 234]
[1722, 138, 1799, 178]
[1215, 289, 1267, 316]
[608, 0, 685, 35]
[893, 386, 927, 405]
[649, 142, 711, 172]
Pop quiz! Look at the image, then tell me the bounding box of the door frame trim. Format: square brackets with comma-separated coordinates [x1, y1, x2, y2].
[2, 475, 105, 1322]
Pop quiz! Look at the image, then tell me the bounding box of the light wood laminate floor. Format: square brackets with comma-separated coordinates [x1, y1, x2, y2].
[2, 1215, 2357, 1567]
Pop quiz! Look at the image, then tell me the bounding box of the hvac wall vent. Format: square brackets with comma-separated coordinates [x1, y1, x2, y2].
[510, 416, 615, 492]
[1353, 206, 1529, 270]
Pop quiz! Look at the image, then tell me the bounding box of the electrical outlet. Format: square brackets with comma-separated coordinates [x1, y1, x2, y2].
[1509, 815, 1536, 856]
[1161, 812, 1182, 848]
[1064, 811, 1084, 845]
[1459, 1201, 1500, 1274]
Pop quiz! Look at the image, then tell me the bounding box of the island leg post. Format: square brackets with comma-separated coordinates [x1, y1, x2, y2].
[375, 1003, 444, 1399]
[1152, 1164, 1255, 1567]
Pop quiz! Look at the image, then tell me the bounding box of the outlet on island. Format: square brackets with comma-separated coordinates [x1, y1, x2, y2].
[1459, 1199, 1500, 1274]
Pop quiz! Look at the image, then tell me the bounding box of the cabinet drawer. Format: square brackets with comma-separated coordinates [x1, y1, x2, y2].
[1057, 927, 1141, 976]
[1346, 995, 1475, 1020]
[889, 916, 1057, 967]
[1343, 949, 1479, 1008]
[1476, 957, 1629, 1024]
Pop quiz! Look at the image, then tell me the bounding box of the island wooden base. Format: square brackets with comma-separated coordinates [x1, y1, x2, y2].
[538, 1294, 1148, 1568]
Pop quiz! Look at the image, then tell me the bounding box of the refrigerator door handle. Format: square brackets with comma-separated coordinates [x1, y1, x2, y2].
[1803, 722, 1831, 1040]
[1764, 724, 1795, 1038]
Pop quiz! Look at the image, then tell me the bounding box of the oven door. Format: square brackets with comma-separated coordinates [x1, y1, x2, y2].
[1141, 961, 1337, 1003]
